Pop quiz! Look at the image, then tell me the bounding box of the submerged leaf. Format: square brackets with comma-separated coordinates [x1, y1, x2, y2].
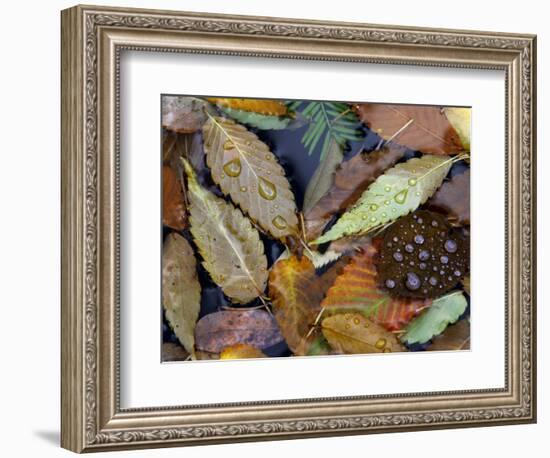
[426, 169, 470, 226]
[305, 144, 405, 240]
[184, 159, 268, 304]
[203, 115, 299, 240]
[355, 103, 465, 154]
[321, 313, 405, 354]
[162, 166, 187, 230]
[302, 139, 344, 214]
[268, 255, 325, 353]
[162, 233, 201, 358]
[195, 310, 283, 353]
[162, 96, 209, 133]
[321, 244, 430, 331]
[313, 154, 454, 244]
[401, 292, 468, 345]
[219, 343, 267, 360]
[208, 98, 289, 116]
[217, 106, 291, 130]
[427, 319, 470, 351]
[294, 101, 364, 160]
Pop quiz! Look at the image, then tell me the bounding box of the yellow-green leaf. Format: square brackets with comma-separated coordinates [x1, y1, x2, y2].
[444, 107, 471, 151]
[183, 159, 268, 303]
[219, 344, 267, 360]
[312, 154, 453, 244]
[162, 233, 201, 358]
[202, 114, 299, 240]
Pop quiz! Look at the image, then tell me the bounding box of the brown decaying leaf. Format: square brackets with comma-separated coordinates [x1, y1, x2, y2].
[162, 166, 187, 230]
[162, 343, 190, 362]
[203, 115, 299, 240]
[162, 233, 201, 358]
[426, 169, 470, 226]
[427, 319, 470, 351]
[268, 255, 325, 353]
[207, 98, 289, 116]
[462, 276, 470, 295]
[219, 344, 267, 360]
[194, 310, 283, 353]
[321, 244, 431, 331]
[305, 145, 405, 241]
[354, 103, 465, 155]
[322, 313, 406, 354]
[184, 160, 268, 304]
[162, 96, 208, 133]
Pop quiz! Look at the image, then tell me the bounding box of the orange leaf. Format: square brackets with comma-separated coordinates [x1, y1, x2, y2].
[269, 255, 325, 353]
[321, 244, 431, 331]
[219, 344, 266, 360]
[162, 166, 187, 230]
[305, 145, 405, 241]
[208, 97, 288, 116]
[354, 103, 465, 155]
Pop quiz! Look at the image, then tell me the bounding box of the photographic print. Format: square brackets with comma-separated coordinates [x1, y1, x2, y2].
[161, 96, 471, 362]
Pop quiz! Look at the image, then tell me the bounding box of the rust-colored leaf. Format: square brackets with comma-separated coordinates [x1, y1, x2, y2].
[305, 145, 405, 241]
[162, 96, 208, 133]
[321, 244, 431, 331]
[219, 344, 267, 360]
[354, 103, 466, 155]
[427, 319, 470, 351]
[268, 255, 325, 353]
[426, 169, 470, 226]
[207, 98, 289, 116]
[194, 310, 283, 353]
[162, 166, 187, 230]
[321, 313, 406, 354]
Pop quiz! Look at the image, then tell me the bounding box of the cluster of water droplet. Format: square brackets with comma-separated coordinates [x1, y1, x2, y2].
[378, 210, 469, 298]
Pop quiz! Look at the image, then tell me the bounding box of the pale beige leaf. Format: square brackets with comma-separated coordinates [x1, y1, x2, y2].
[162, 233, 201, 358]
[203, 114, 299, 240]
[321, 313, 405, 354]
[183, 159, 268, 303]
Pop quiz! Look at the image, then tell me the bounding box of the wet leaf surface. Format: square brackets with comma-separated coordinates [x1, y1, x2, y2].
[426, 169, 470, 226]
[427, 318, 470, 351]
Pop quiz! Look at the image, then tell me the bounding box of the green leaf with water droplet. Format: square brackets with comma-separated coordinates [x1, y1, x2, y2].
[217, 106, 292, 130]
[401, 292, 468, 345]
[202, 114, 299, 240]
[312, 154, 453, 245]
[183, 159, 268, 304]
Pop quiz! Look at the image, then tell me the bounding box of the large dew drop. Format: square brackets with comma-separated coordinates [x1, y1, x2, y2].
[272, 215, 287, 230]
[223, 139, 234, 150]
[223, 158, 242, 177]
[258, 177, 277, 200]
[394, 189, 408, 204]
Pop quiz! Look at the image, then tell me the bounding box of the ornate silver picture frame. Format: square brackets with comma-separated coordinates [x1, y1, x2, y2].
[61, 4, 536, 453]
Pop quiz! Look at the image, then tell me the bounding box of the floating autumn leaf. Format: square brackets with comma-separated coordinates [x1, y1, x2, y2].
[354, 103, 466, 154]
[321, 313, 405, 354]
[208, 98, 292, 130]
[162, 233, 201, 358]
[162, 96, 209, 133]
[276, 247, 343, 270]
[321, 244, 430, 331]
[302, 139, 344, 214]
[426, 169, 470, 226]
[202, 114, 299, 240]
[208, 98, 289, 116]
[443, 107, 471, 151]
[378, 210, 469, 299]
[162, 342, 190, 362]
[162, 166, 187, 230]
[268, 255, 324, 353]
[219, 344, 267, 360]
[183, 159, 268, 304]
[401, 291, 468, 345]
[313, 154, 454, 245]
[194, 310, 283, 353]
[305, 144, 405, 241]
[427, 318, 470, 351]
